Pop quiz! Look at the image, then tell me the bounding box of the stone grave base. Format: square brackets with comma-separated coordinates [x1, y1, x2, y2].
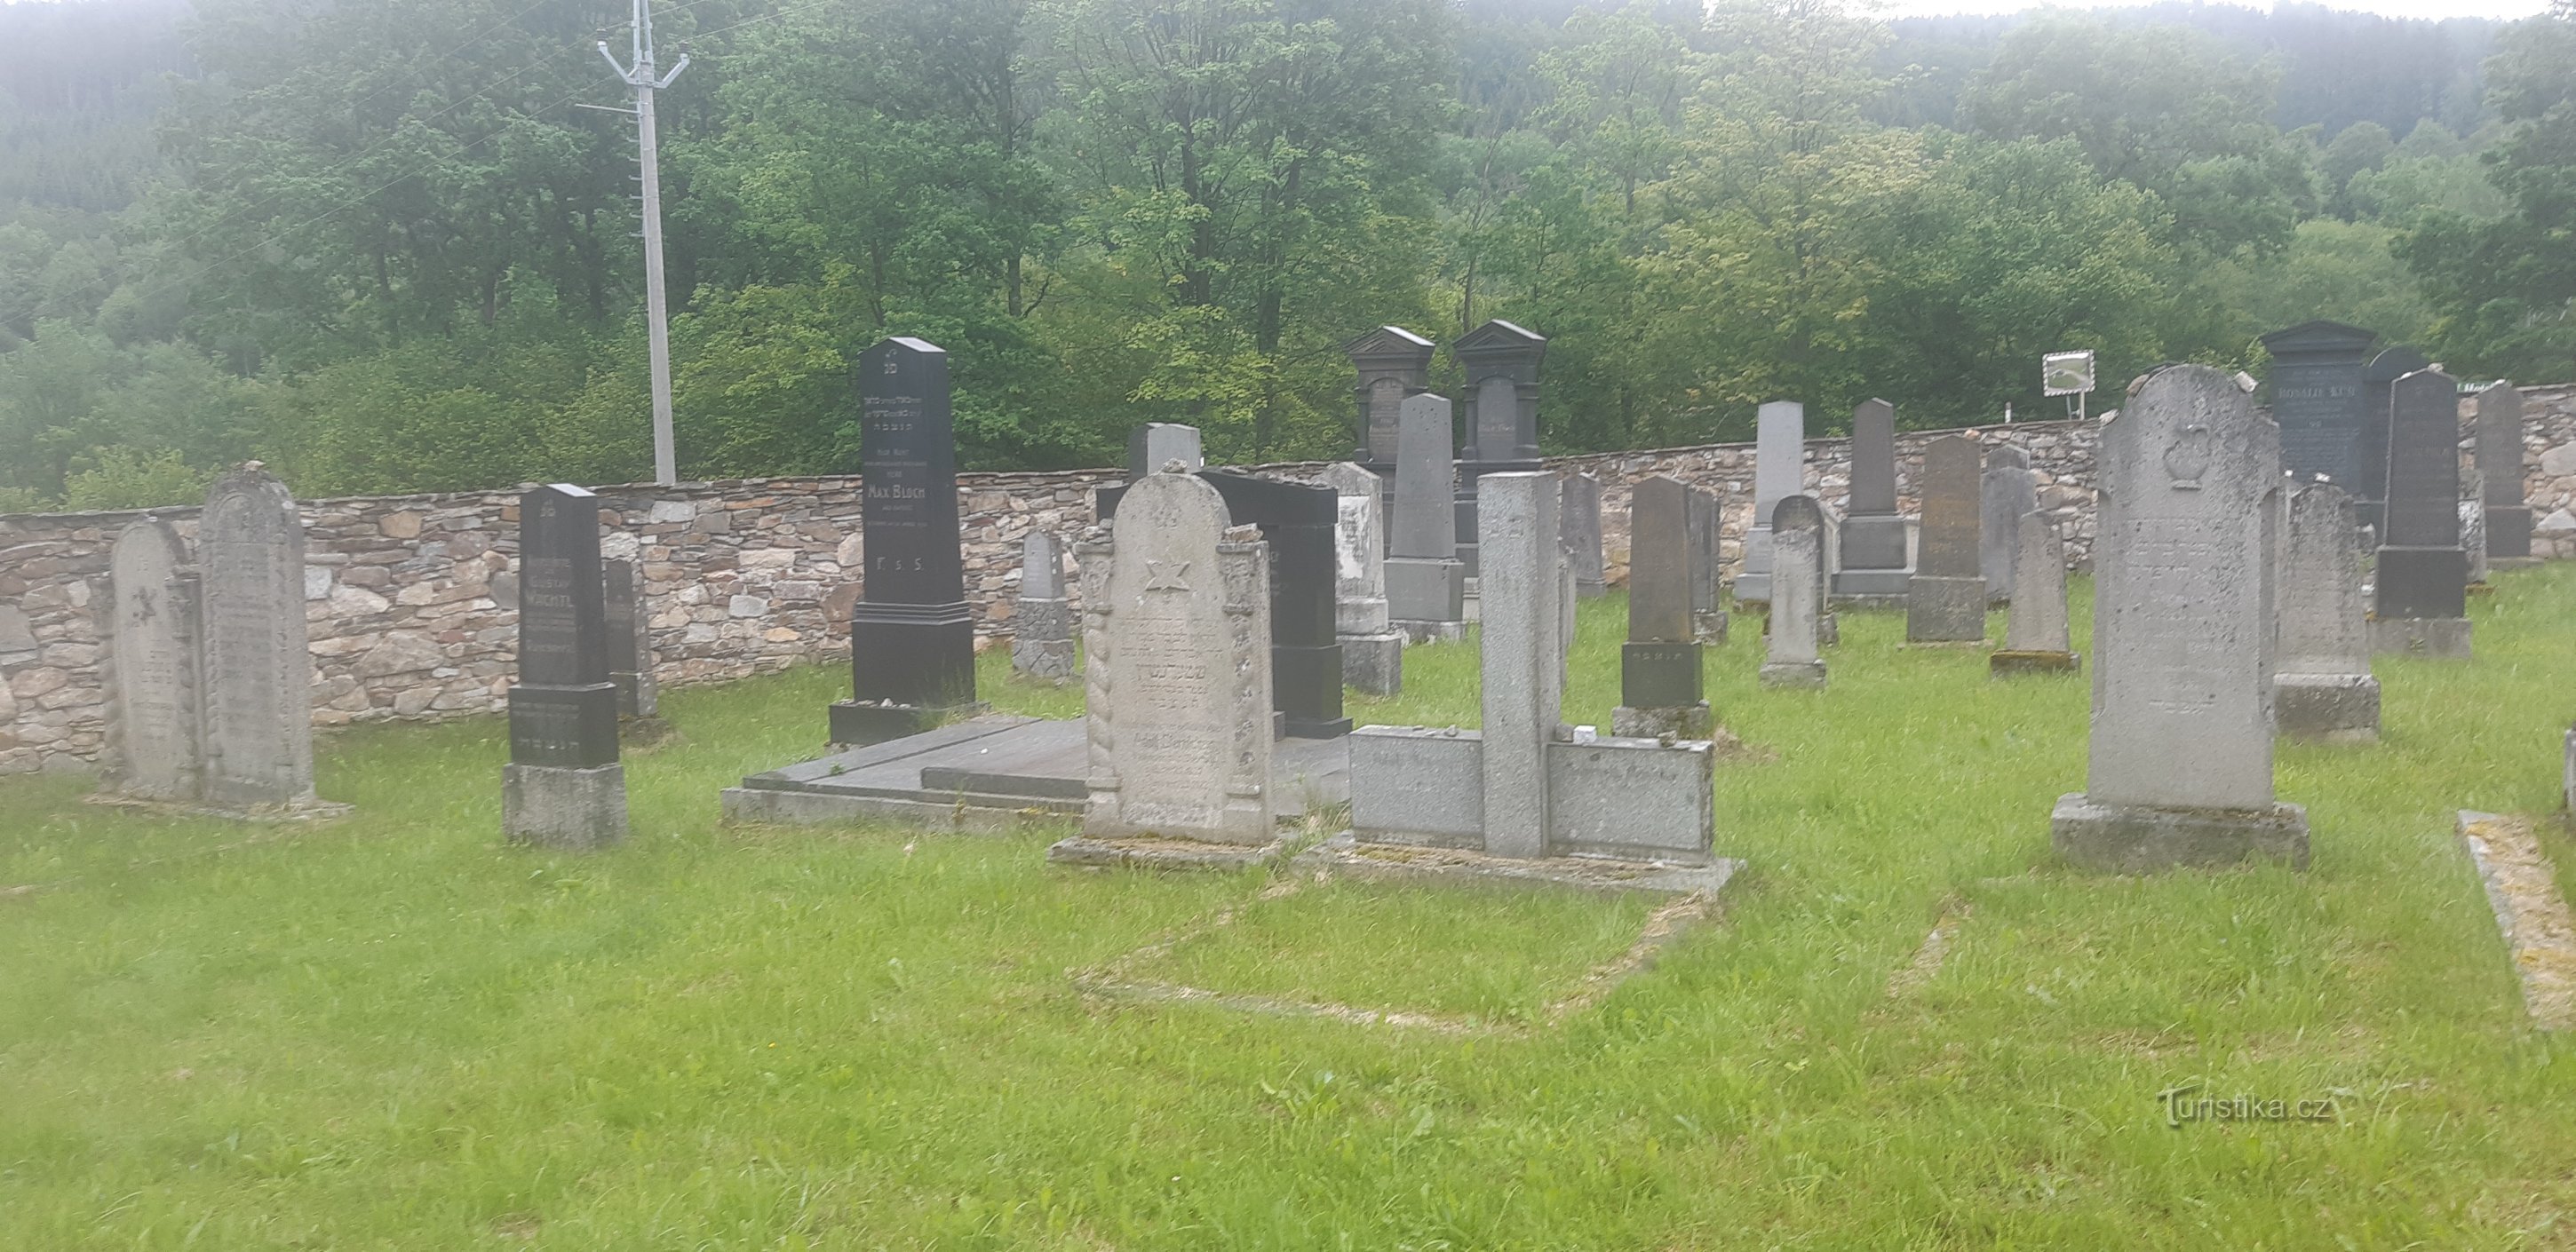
[1350, 726, 1715, 865]
[1392, 619, 1468, 645]
[1611, 702, 1713, 740]
[1990, 649, 2080, 677]
[1829, 592, 1910, 610]
[1692, 610, 1729, 644]
[1294, 833, 1741, 899]
[1046, 832, 1292, 872]
[1756, 608, 1838, 646]
[2489, 507, 2533, 560]
[2051, 792, 2310, 873]
[1340, 631, 1404, 695]
[2370, 616, 2473, 659]
[1830, 567, 1912, 600]
[829, 698, 990, 748]
[1758, 660, 1828, 689]
[1905, 574, 1987, 643]
[504, 763, 628, 851]
[2452, 811, 2576, 1032]
[2492, 557, 2543, 571]
[1010, 638, 1077, 685]
[2274, 673, 2381, 741]
[725, 715, 1349, 834]
[84, 791, 354, 824]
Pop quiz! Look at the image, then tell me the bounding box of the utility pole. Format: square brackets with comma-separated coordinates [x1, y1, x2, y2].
[600, 0, 688, 486]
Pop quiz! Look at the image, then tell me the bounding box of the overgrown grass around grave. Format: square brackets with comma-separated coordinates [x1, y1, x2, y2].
[6, 570, 2576, 1249]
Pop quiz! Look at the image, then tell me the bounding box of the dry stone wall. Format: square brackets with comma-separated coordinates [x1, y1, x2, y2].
[5, 384, 2572, 775]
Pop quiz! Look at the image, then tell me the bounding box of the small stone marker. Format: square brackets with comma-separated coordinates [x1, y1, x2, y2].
[1906, 436, 1986, 643]
[2274, 482, 2379, 741]
[832, 337, 984, 745]
[1125, 423, 1205, 479]
[1613, 476, 1709, 736]
[199, 465, 322, 810]
[1760, 496, 1828, 688]
[1737, 400, 1805, 604]
[1981, 445, 2037, 600]
[107, 516, 201, 801]
[2478, 383, 2532, 562]
[504, 483, 627, 849]
[1324, 461, 1403, 695]
[2462, 499, 2491, 588]
[1478, 471, 1565, 859]
[1010, 531, 1077, 684]
[1077, 471, 1275, 846]
[1688, 485, 1728, 642]
[1834, 397, 1911, 598]
[2370, 366, 2473, 658]
[1560, 472, 1606, 598]
[1345, 326, 1435, 466]
[602, 557, 658, 720]
[2051, 364, 2307, 873]
[1990, 511, 2078, 676]
[1386, 392, 1467, 642]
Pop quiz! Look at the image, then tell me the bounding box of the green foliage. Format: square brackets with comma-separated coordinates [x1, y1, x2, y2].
[59, 447, 213, 511]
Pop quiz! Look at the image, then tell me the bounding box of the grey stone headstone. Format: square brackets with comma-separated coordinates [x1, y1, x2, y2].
[2357, 345, 2430, 522]
[603, 557, 657, 719]
[1840, 399, 1908, 579]
[1614, 479, 1710, 734]
[200, 466, 318, 808]
[1478, 471, 1563, 859]
[1324, 461, 1402, 695]
[1737, 400, 1806, 601]
[1907, 436, 1985, 643]
[2274, 482, 2379, 740]
[1346, 326, 1435, 464]
[1560, 472, 1606, 598]
[1081, 472, 1276, 844]
[2461, 500, 2490, 585]
[1687, 486, 1727, 641]
[1455, 319, 1546, 463]
[1760, 496, 1828, 687]
[1011, 530, 1076, 684]
[1386, 393, 1465, 638]
[108, 516, 201, 801]
[1125, 423, 1205, 479]
[2000, 512, 2071, 657]
[1981, 445, 2036, 599]
[2372, 367, 2470, 653]
[2477, 383, 2532, 559]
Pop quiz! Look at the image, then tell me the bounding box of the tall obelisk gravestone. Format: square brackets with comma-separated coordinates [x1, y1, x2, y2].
[107, 516, 202, 801]
[1834, 398, 1910, 599]
[200, 465, 323, 811]
[1613, 476, 1710, 737]
[504, 483, 627, 849]
[2259, 320, 2377, 493]
[1386, 392, 1467, 642]
[2478, 383, 2533, 565]
[1736, 400, 1804, 604]
[2371, 366, 2473, 658]
[1906, 436, 1986, 644]
[1479, 471, 1564, 860]
[2274, 482, 2379, 741]
[831, 337, 982, 745]
[2052, 365, 2307, 872]
[1452, 320, 1546, 582]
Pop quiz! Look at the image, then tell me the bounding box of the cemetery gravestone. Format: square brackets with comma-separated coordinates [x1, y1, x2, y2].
[2259, 320, 2378, 491]
[1125, 423, 1205, 479]
[2357, 345, 2431, 528]
[1011, 530, 1077, 684]
[1990, 511, 2079, 675]
[2479, 383, 2532, 563]
[1561, 472, 1607, 598]
[832, 337, 983, 746]
[199, 465, 322, 811]
[2462, 500, 2491, 588]
[1737, 400, 1806, 604]
[1614, 476, 1710, 736]
[504, 483, 627, 849]
[1324, 461, 1403, 695]
[1906, 436, 1986, 644]
[1981, 445, 2037, 600]
[1079, 472, 1276, 846]
[602, 557, 658, 720]
[1688, 486, 1728, 642]
[107, 516, 201, 802]
[2371, 366, 2473, 658]
[1386, 392, 1467, 641]
[2052, 364, 2307, 872]
[1346, 326, 1435, 467]
[1835, 398, 1911, 598]
[1478, 471, 1565, 860]
[2274, 482, 2379, 741]
[1453, 320, 1547, 582]
[1760, 496, 1829, 688]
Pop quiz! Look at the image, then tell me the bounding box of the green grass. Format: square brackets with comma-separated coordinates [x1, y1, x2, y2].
[6, 569, 2576, 1248]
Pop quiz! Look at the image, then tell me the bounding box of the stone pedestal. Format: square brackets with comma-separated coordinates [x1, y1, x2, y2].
[2369, 615, 2473, 659]
[1905, 575, 1986, 643]
[1611, 701, 1712, 739]
[1340, 631, 1404, 695]
[2051, 793, 2309, 873]
[1693, 610, 1729, 644]
[1758, 659, 1828, 689]
[831, 697, 988, 745]
[504, 763, 629, 850]
[2275, 673, 2381, 741]
[1011, 598, 1077, 683]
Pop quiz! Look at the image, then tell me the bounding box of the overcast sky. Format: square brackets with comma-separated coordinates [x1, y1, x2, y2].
[1874, 1, 2550, 16]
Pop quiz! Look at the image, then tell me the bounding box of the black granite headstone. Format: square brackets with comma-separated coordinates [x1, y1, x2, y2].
[2375, 366, 2468, 621]
[1620, 477, 1701, 711]
[831, 337, 981, 746]
[1095, 471, 1351, 738]
[2259, 321, 2377, 489]
[509, 484, 618, 769]
[1346, 326, 1435, 466]
[2357, 345, 2430, 527]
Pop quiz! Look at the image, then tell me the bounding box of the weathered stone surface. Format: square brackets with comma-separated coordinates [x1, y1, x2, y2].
[503, 762, 627, 850]
[200, 466, 319, 807]
[1617, 476, 1705, 733]
[1346, 325, 1435, 464]
[1688, 486, 1727, 642]
[107, 517, 200, 800]
[1011, 530, 1077, 683]
[603, 556, 658, 717]
[2274, 483, 2377, 740]
[1994, 511, 2073, 669]
[1125, 424, 1205, 478]
[1560, 472, 1606, 598]
[1323, 462, 1391, 636]
[1479, 471, 1563, 859]
[2260, 320, 2377, 492]
[1456, 320, 1546, 463]
[1386, 393, 1466, 638]
[1761, 495, 1828, 688]
[505, 484, 622, 846]
[2479, 383, 2533, 559]
[1908, 436, 1985, 643]
[2373, 366, 2472, 655]
[1981, 445, 2036, 599]
[1737, 400, 1805, 603]
[2056, 363, 2305, 871]
[1081, 472, 1275, 844]
[1838, 399, 1910, 591]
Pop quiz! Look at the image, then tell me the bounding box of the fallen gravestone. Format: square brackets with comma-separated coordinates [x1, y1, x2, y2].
[503, 483, 627, 849]
[2274, 482, 2379, 741]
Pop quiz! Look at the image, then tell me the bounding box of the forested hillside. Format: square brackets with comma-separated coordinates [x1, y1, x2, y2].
[0, 0, 2570, 510]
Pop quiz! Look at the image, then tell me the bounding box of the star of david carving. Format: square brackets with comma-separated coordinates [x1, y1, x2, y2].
[1144, 559, 1191, 592]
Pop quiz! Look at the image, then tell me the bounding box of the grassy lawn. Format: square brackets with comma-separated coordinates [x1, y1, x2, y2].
[6, 567, 2576, 1248]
